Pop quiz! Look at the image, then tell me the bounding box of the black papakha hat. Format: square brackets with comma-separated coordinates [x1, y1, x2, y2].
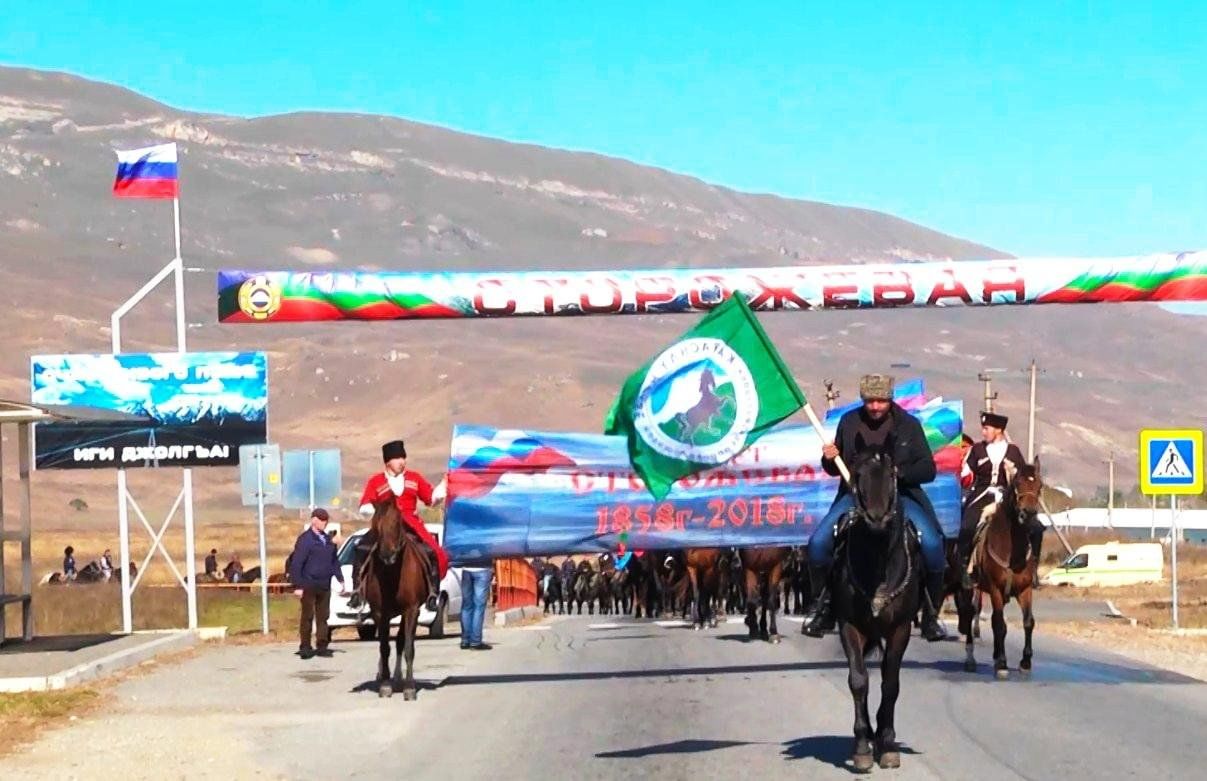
[381, 440, 407, 461]
[980, 412, 1009, 429]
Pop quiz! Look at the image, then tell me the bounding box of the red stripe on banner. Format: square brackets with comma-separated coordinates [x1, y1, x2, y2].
[1037, 284, 1146, 304]
[346, 301, 410, 320]
[113, 178, 179, 198]
[1151, 277, 1207, 301]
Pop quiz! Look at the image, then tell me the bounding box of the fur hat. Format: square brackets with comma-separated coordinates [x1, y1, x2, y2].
[381, 440, 407, 462]
[859, 374, 895, 401]
[981, 412, 1008, 430]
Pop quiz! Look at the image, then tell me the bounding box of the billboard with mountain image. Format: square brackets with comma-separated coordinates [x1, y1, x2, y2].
[30, 352, 268, 469]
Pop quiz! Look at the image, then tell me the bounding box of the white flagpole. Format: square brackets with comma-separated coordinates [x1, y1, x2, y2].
[801, 401, 852, 484]
[172, 196, 186, 351]
[172, 192, 198, 630]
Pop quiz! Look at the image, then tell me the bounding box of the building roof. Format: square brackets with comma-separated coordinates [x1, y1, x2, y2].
[0, 400, 151, 424]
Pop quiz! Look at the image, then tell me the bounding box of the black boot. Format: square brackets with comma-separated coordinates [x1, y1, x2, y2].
[424, 554, 440, 613]
[920, 571, 947, 642]
[803, 565, 834, 638]
[957, 529, 974, 590]
[1030, 526, 1045, 589]
[347, 543, 368, 609]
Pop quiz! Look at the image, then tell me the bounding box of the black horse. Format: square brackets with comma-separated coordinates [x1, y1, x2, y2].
[573, 560, 596, 614]
[832, 448, 923, 773]
[541, 564, 564, 614]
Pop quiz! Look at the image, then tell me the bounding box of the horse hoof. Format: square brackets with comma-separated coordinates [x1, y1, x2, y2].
[770, 634, 782, 645]
[693, 624, 702, 632]
[852, 753, 875, 773]
[879, 751, 901, 769]
[403, 689, 417, 701]
[964, 659, 977, 673]
[379, 684, 393, 698]
[995, 668, 1009, 680]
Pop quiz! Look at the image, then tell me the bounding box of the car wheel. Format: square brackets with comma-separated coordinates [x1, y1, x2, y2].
[357, 625, 377, 641]
[428, 595, 447, 638]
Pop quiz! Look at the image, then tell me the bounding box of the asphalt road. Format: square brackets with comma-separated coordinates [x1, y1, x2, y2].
[6, 604, 1205, 780]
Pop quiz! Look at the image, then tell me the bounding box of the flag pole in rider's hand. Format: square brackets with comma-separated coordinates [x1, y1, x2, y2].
[799, 400, 852, 485]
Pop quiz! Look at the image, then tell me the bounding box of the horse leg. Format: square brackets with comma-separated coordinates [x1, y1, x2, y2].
[402, 607, 420, 701]
[768, 561, 783, 643]
[392, 615, 405, 691]
[840, 623, 875, 773]
[377, 615, 393, 698]
[1019, 584, 1035, 674]
[705, 577, 718, 628]
[989, 586, 1009, 679]
[688, 567, 703, 630]
[876, 621, 911, 768]
[744, 568, 760, 640]
[958, 587, 977, 672]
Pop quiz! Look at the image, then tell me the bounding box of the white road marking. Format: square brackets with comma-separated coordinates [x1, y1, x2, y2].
[588, 623, 624, 630]
[520, 625, 552, 631]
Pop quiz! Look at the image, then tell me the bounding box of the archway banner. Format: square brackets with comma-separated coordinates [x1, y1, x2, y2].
[218, 252, 1207, 323]
[443, 400, 964, 560]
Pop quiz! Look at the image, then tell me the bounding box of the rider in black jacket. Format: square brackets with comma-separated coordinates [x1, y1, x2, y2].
[803, 374, 948, 641]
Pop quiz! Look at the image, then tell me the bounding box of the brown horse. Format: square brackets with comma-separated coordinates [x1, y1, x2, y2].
[362, 500, 431, 699]
[971, 459, 1043, 679]
[739, 547, 789, 642]
[684, 548, 723, 629]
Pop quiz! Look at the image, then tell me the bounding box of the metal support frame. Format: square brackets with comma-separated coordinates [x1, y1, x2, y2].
[113, 197, 197, 633]
[0, 422, 35, 642]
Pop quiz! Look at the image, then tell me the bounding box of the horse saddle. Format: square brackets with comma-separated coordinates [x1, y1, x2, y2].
[969, 515, 1031, 575]
[834, 513, 921, 565]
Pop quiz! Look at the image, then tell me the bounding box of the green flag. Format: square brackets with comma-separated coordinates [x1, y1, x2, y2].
[604, 294, 806, 499]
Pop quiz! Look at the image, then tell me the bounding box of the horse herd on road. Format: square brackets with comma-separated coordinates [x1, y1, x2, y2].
[361, 446, 1046, 775]
[534, 547, 810, 640]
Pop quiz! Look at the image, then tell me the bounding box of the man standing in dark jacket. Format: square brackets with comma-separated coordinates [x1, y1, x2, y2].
[803, 374, 947, 641]
[289, 508, 345, 659]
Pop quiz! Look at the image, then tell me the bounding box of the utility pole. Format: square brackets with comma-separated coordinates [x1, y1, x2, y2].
[1026, 359, 1041, 462]
[977, 369, 1006, 413]
[823, 379, 840, 411]
[1103, 451, 1116, 528]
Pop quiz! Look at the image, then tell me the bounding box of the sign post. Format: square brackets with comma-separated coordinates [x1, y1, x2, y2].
[240, 444, 281, 635]
[1139, 428, 1204, 630]
[283, 449, 342, 511]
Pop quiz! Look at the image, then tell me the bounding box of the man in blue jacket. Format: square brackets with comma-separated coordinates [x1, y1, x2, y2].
[289, 508, 345, 659]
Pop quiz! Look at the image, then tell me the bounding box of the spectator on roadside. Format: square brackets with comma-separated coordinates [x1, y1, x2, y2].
[63, 546, 77, 581]
[99, 549, 114, 580]
[204, 548, 219, 580]
[289, 508, 345, 659]
[224, 552, 244, 583]
[458, 557, 495, 651]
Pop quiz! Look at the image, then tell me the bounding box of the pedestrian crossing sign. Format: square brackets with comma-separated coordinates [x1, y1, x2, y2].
[1139, 429, 1204, 496]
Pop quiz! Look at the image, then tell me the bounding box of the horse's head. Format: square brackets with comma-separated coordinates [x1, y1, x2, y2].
[699, 367, 716, 393]
[1007, 456, 1043, 522]
[850, 447, 899, 534]
[372, 500, 404, 565]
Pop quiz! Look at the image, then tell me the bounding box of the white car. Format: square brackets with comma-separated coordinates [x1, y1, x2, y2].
[328, 525, 462, 640]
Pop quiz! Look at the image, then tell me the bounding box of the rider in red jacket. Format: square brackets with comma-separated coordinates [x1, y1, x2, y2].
[348, 440, 448, 612]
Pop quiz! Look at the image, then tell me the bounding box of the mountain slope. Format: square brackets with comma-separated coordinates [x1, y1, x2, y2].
[0, 65, 1199, 519]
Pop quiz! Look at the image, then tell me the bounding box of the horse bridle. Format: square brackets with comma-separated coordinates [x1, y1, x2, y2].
[1010, 475, 1041, 524]
[850, 456, 899, 528]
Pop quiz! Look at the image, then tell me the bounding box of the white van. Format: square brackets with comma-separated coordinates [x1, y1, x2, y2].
[1042, 541, 1164, 588]
[327, 524, 462, 640]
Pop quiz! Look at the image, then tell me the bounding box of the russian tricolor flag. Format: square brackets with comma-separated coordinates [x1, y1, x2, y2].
[113, 143, 179, 199]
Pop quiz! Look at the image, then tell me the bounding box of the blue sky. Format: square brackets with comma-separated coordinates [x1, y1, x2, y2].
[3, 1, 1205, 256]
